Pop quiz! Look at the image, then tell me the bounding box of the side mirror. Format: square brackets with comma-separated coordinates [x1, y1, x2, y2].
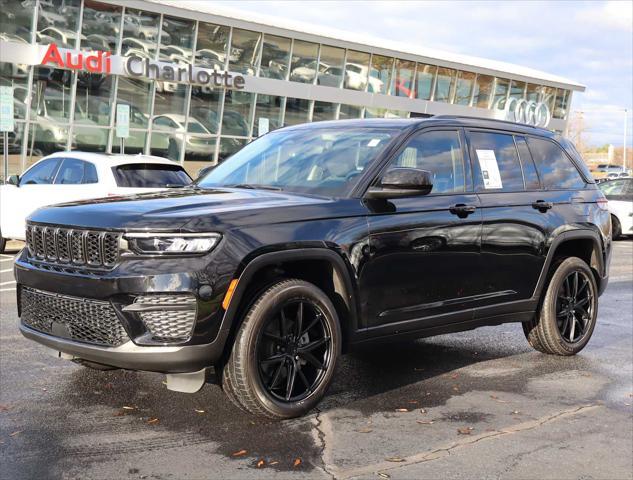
[7, 174, 19, 186]
[365, 167, 433, 199]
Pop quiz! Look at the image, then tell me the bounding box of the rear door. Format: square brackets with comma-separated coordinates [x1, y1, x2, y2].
[361, 128, 483, 332]
[466, 130, 550, 312]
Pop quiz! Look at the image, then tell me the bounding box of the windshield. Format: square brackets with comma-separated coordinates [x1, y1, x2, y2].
[197, 127, 397, 196]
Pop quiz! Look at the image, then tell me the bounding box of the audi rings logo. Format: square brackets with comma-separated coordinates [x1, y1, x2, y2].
[498, 98, 551, 128]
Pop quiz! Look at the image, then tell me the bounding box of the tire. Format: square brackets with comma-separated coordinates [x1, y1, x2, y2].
[522, 257, 598, 356]
[611, 215, 622, 240]
[222, 279, 341, 419]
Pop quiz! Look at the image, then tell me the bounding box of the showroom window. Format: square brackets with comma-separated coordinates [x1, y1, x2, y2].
[259, 34, 291, 79]
[218, 137, 247, 163]
[284, 97, 311, 125]
[290, 40, 319, 84]
[509, 80, 526, 101]
[473, 74, 494, 108]
[526, 84, 541, 102]
[553, 89, 569, 120]
[370, 54, 393, 95]
[339, 104, 363, 120]
[540, 86, 556, 115]
[189, 87, 222, 135]
[364, 107, 387, 118]
[80, 1, 122, 53]
[434, 67, 456, 103]
[229, 28, 262, 75]
[493, 78, 510, 109]
[253, 94, 284, 136]
[74, 75, 115, 127]
[392, 59, 415, 97]
[121, 9, 159, 58]
[0, 0, 35, 42]
[222, 89, 254, 137]
[317, 45, 345, 88]
[313, 101, 338, 122]
[37, 0, 81, 49]
[454, 71, 475, 105]
[414, 64, 436, 100]
[115, 77, 152, 129]
[159, 15, 195, 64]
[195, 22, 230, 70]
[344, 50, 370, 91]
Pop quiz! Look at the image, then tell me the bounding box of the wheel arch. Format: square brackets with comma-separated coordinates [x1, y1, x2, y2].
[533, 229, 607, 302]
[218, 247, 359, 362]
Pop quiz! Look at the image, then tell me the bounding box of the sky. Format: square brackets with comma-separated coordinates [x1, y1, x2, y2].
[200, 0, 632, 147]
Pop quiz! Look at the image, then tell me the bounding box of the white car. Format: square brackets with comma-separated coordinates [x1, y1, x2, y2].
[0, 152, 192, 251]
[151, 114, 216, 160]
[599, 178, 633, 239]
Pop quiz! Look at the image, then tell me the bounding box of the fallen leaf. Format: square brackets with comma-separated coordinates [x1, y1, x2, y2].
[293, 458, 302, 467]
[408, 400, 419, 404]
[256, 459, 265, 468]
[450, 373, 459, 379]
[146, 417, 159, 425]
[9, 431, 21, 437]
[419, 408, 427, 414]
[0, 404, 10, 412]
[457, 427, 473, 435]
[453, 386, 459, 391]
[385, 456, 406, 463]
[113, 411, 126, 417]
[194, 409, 205, 414]
[416, 420, 434, 425]
[41, 388, 47, 392]
[122, 406, 135, 410]
[232, 449, 247, 457]
[624, 403, 631, 407]
[377, 473, 391, 478]
[357, 427, 373, 433]
[395, 408, 409, 413]
[511, 410, 520, 415]
[269, 461, 279, 466]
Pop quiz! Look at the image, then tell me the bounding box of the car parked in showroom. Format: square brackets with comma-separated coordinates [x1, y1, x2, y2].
[15, 117, 611, 419]
[599, 177, 633, 239]
[0, 152, 191, 252]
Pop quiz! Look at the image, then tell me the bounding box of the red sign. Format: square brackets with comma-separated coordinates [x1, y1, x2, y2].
[41, 43, 111, 73]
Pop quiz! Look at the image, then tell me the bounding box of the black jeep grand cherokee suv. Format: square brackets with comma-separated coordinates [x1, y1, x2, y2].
[16, 117, 611, 419]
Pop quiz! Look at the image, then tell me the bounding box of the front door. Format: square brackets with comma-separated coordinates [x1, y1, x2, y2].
[360, 128, 484, 332]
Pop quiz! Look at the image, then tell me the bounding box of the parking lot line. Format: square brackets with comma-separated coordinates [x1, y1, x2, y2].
[0, 281, 15, 286]
[0, 268, 13, 273]
[0, 288, 16, 292]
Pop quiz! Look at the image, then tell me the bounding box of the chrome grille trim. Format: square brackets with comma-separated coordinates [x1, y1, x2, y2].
[25, 223, 121, 271]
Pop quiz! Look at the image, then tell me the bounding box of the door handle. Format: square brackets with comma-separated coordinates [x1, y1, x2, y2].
[532, 200, 553, 212]
[449, 204, 477, 218]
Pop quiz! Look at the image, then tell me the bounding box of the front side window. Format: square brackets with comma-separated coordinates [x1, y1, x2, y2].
[526, 137, 586, 190]
[469, 131, 524, 192]
[20, 158, 61, 185]
[198, 127, 398, 197]
[389, 130, 465, 195]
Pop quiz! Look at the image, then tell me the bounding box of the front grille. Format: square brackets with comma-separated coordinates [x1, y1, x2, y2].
[134, 295, 197, 342]
[20, 287, 129, 347]
[25, 223, 121, 271]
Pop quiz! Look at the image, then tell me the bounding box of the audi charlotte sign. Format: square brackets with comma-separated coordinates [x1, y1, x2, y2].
[495, 97, 552, 128]
[41, 43, 246, 90]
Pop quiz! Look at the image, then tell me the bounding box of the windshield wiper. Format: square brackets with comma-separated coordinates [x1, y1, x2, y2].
[228, 183, 283, 191]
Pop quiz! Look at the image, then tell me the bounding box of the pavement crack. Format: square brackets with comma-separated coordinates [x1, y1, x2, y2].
[312, 408, 336, 480]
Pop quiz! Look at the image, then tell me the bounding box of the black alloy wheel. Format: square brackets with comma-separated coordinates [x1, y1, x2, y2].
[555, 270, 594, 343]
[257, 299, 332, 402]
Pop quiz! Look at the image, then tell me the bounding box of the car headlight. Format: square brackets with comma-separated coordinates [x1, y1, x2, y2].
[124, 232, 221, 255]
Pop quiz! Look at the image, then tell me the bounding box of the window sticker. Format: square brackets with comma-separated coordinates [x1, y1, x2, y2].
[367, 138, 381, 147]
[476, 149, 503, 189]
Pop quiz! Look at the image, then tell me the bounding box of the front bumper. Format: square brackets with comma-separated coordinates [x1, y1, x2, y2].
[20, 323, 222, 373]
[15, 251, 235, 373]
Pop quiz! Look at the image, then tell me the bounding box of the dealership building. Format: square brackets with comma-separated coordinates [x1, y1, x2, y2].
[0, 0, 585, 176]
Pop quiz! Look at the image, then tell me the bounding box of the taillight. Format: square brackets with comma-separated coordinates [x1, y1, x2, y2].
[596, 196, 609, 211]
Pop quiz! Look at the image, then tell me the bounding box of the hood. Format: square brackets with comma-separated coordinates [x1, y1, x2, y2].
[27, 187, 361, 231]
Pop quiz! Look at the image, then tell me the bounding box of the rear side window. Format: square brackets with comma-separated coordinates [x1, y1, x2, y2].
[469, 131, 523, 192]
[54, 158, 99, 185]
[112, 163, 192, 188]
[526, 137, 586, 190]
[514, 136, 540, 190]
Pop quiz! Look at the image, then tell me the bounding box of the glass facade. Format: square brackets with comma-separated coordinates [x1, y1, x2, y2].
[0, 0, 574, 177]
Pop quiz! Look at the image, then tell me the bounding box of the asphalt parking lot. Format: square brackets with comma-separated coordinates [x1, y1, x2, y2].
[0, 240, 631, 480]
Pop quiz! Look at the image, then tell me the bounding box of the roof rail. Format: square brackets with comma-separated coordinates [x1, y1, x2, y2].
[432, 115, 540, 129]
